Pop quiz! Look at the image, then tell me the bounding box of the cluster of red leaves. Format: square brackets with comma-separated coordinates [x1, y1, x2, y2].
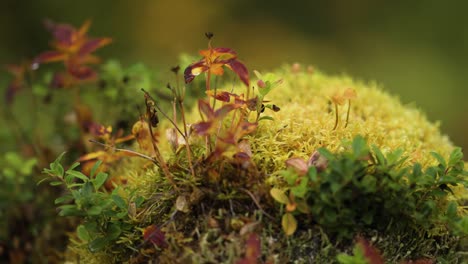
[184, 46, 249, 88]
[192, 99, 257, 163]
[33, 20, 112, 87]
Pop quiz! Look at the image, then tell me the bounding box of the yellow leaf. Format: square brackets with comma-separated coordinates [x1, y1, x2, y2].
[270, 188, 289, 204]
[282, 213, 297, 236]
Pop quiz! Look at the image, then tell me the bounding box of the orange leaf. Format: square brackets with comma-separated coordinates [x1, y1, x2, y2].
[34, 51, 67, 64]
[78, 38, 112, 57]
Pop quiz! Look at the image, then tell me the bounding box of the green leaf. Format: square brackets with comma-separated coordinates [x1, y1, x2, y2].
[448, 148, 463, 167]
[89, 237, 109, 252]
[54, 194, 73, 204]
[409, 163, 422, 184]
[352, 136, 368, 158]
[80, 182, 94, 197]
[282, 169, 298, 185]
[66, 170, 89, 182]
[324, 208, 337, 222]
[106, 223, 122, 240]
[87, 206, 103, 216]
[49, 181, 63, 186]
[112, 195, 127, 209]
[291, 177, 309, 198]
[456, 216, 468, 234]
[307, 166, 318, 182]
[387, 148, 405, 166]
[77, 225, 90, 241]
[371, 145, 386, 165]
[258, 116, 274, 122]
[431, 151, 447, 168]
[58, 205, 82, 216]
[135, 196, 145, 207]
[446, 201, 458, 217]
[92, 172, 108, 190]
[50, 152, 66, 177]
[318, 148, 334, 161]
[68, 162, 80, 172]
[361, 175, 376, 193]
[90, 160, 103, 178]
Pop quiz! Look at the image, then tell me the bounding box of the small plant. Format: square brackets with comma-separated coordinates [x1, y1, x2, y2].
[33, 19, 112, 85]
[272, 136, 468, 238]
[42, 153, 144, 253]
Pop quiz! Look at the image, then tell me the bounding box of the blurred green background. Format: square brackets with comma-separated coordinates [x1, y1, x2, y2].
[1, 0, 467, 153]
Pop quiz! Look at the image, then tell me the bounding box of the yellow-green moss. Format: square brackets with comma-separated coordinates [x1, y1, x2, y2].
[69, 65, 467, 263]
[250, 66, 453, 177]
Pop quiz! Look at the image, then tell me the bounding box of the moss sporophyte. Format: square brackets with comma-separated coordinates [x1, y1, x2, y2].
[4, 20, 465, 263]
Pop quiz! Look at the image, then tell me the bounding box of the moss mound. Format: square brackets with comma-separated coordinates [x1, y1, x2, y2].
[63, 65, 467, 263]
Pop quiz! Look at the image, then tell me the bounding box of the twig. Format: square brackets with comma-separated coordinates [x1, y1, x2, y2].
[89, 139, 156, 162]
[239, 188, 275, 221]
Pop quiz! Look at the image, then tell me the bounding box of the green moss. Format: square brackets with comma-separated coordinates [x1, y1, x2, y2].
[64, 65, 467, 263]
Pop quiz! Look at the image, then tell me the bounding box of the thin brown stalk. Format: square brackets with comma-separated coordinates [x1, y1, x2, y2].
[239, 188, 275, 221]
[174, 74, 196, 179]
[345, 100, 351, 128]
[146, 121, 178, 190]
[333, 103, 339, 130]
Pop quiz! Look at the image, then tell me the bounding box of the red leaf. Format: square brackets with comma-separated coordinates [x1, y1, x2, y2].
[68, 64, 96, 80]
[212, 47, 237, 56]
[143, 225, 167, 248]
[209, 91, 232, 102]
[34, 51, 67, 64]
[192, 121, 214, 136]
[44, 19, 76, 45]
[236, 233, 261, 264]
[198, 99, 215, 119]
[184, 61, 208, 84]
[357, 237, 384, 264]
[214, 103, 239, 119]
[78, 38, 112, 57]
[227, 60, 249, 87]
[211, 47, 237, 62]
